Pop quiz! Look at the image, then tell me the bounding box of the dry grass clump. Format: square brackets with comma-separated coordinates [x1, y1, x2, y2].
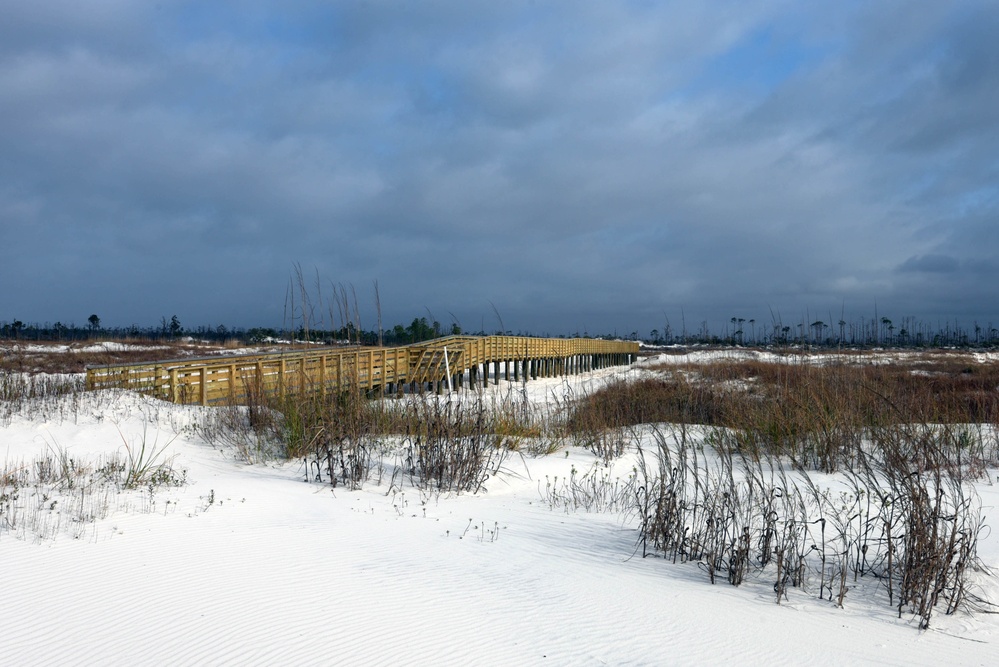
[0, 373, 88, 426]
[0, 372, 83, 404]
[197, 377, 528, 494]
[198, 376, 389, 484]
[569, 377, 725, 430]
[392, 397, 513, 494]
[632, 422, 988, 629]
[1, 436, 187, 543]
[540, 460, 632, 513]
[566, 377, 722, 461]
[572, 358, 999, 472]
[294, 387, 391, 489]
[564, 353, 998, 628]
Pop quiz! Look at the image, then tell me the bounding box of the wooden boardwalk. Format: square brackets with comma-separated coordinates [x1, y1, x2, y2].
[85, 335, 639, 405]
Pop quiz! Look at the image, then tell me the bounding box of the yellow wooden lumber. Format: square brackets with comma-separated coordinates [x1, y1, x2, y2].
[84, 335, 639, 405]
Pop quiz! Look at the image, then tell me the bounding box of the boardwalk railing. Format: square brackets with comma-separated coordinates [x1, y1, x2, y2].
[85, 335, 640, 405]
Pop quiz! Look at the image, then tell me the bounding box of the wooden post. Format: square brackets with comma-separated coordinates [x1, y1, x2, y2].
[368, 350, 375, 392]
[355, 351, 361, 389]
[170, 369, 179, 404]
[320, 355, 328, 396]
[279, 359, 286, 400]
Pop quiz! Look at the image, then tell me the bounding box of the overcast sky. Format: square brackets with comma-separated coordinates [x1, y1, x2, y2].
[2, 1, 998, 336]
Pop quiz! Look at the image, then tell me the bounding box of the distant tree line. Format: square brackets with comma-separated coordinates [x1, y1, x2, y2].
[0, 314, 207, 342]
[3, 312, 999, 349]
[640, 314, 999, 349]
[0, 315, 465, 346]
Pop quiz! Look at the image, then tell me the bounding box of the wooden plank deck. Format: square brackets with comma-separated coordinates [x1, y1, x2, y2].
[84, 335, 639, 405]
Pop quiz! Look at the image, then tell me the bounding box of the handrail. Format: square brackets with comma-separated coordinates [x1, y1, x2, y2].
[85, 335, 639, 405]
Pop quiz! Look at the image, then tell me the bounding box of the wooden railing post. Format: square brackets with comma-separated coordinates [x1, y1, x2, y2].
[320, 355, 328, 396]
[279, 359, 286, 400]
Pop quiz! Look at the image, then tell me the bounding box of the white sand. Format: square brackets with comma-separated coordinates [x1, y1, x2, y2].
[2, 355, 998, 665]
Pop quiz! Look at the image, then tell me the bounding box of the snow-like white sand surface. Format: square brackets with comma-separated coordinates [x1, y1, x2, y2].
[3, 357, 999, 665]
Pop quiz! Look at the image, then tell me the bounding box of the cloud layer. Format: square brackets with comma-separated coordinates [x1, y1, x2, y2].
[3, 1, 998, 334]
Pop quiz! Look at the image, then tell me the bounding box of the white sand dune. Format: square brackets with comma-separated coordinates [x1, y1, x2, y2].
[3, 359, 999, 665]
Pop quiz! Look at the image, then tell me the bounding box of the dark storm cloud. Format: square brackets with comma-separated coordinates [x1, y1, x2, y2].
[2, 0, 998, 334]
